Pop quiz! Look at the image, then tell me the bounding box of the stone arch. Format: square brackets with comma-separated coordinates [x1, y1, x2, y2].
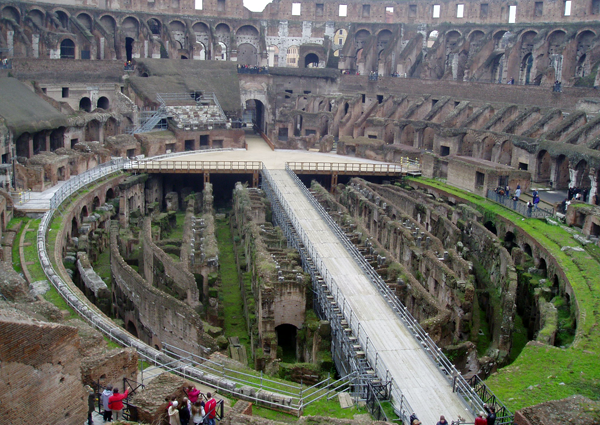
[27, 9, 45, 28]
[99, 15, 116, 34]
[238, 43, 258, 66]
[92, 196, 101, 211]
[53, 9, 70, 30]
[60, 38, 75, 59]
[400, 124, 415, 146]
[490, 52, 506, 83]
[71, 216, 79, 239]
[521, 52, 534, 85]
[481, 136, 495, 161]
[33, 131, 47, 155]
[85, 119, 101, 141]
[97, 96, 109, 110]
[574, 159, 591, 189]
[245, 99, 265, 132]
[193, 41, 207, 60]
[121, 16, 140, 35]
[504, 231, 517, 252]
[79, 97, 92, 112]
[467, 30, 485, 48]
[575, 30, 596, 78]
[492, 29, 510, 49]
[459, 133, 476, 156]
[555, 154, 570, 189]
[147, 18, 161, 35]
[103, 117, 118, 138]
[76, 12, 93, 31]
[537, 150, 552, 182]
[192, 21, 210, 59]
[354, 29, 371, 51]
[169, 20, 186, 51]
[427, 30, 439, 48]
[484, 220, 497, 235]
[106, 187, 116, 201]
[126, 320, 139, 338]
[215, 22, 230, 45]
[304, 53, 319, 68]
[376, 29, 393, 55]
[422, 127, 434, 151]
[16, 132, 31, 158]
[498, 140, 512, 165]
[50, 127, 65, 151]
[80, 204, 89, 223]
[523, 242, 533, 257]
[2, 5, 21, 23]
[547, 29, 567, 53]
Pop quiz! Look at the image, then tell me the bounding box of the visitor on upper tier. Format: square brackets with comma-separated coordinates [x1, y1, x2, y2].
[204, 392, 217, 425]
[185, 385, 202, 404]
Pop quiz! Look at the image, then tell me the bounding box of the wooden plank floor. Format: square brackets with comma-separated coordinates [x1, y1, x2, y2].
[270, 169, 475, 425]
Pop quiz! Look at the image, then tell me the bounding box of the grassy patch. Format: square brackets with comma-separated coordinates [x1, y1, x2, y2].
[508, 313, 528, 364]
[94, 248, 112, 288]
[216, 216, 251, 363]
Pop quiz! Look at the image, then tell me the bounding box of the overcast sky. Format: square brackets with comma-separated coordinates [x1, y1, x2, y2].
[244, 0, 272, 12]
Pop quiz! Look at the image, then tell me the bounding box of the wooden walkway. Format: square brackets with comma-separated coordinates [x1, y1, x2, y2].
[269, 169, 474, 425]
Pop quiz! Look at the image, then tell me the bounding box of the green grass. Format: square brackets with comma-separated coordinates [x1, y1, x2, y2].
[507, 313, 528, 364]
[94, 248, 112, 288]
[409, 178, 600, 411]
[216, 216, 251, 364]
[166, 212, 186, 240]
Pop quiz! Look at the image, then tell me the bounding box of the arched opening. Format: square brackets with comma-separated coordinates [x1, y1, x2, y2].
[400, 124, 415, 146]
[103, 117, 118, 138]
[481, 136, 495, 161]
[55, 10, 69, 30]
[555, 154, 570, 189]
[552, 274, 560, 296]
[33, 132, 47, 155]
[305, 53, 319, 68]
[287, 45, 299, 67]
[523, 243, 533, 257]
[50, 127, 65, 151]
[80, 205, 89, 223]
[71, 217, 79, 238]
[148, 18, 161, 35]
[125, 37, 134, 62]
[491, 53, 505, 84]
[504, 231, 516, 252]
[422, 128, 434, 151]
[97, 96, 110, 110]
[484, 220, 497, 235]
[275, 324, 297, 362]
[427, 30, 439, 48]
[522, 53, 533, 84]
[538, 258, 547, 278]
[2, 6, 21, 24]
[106, 188, 116, 201]
[79, 97, 92, 112]
[344, 102, 350, 116]
[216, 41, 227, 60]
[294, 115, 303, 137]
[537, 150, 552, 183]
[180, 55, 188, 59]
[92, 196, 101, 211]
[498, 140, 512, 165]
[60, 39, 75, 59]
[126, 321, 139, 338]
[85, 120, 101, 141]
[244, 99, 265, 132]
[574, 159, 591, 190]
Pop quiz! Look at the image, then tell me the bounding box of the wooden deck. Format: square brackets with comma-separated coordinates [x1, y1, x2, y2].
[269, 169, 473, 425]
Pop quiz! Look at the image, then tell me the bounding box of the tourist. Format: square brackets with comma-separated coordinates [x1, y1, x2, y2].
[85, 385, 95, 425]
[204, 392, 217, 425]
[186, 386, 202, 404]
[505, 184, 510, 199]
[191, 401, 205, 425]
[108, 387, 129, 421]
[101, 385, 113, 422]
[513, 185, 521, 209]
[437, 415, 449, 425]
[180, 396, 191, 425]
[409, 412, 419, 424]
[484, 404, 497, 425]
[168, 400, 180, 425]
[527, 200, 533, 217]
[533, 194, 540, 210]
[475, 411, 488, 425]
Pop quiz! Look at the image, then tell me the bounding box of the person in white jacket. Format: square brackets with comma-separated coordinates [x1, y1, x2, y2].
[168, 400, 180, 425]
[101, 385, 113, 422]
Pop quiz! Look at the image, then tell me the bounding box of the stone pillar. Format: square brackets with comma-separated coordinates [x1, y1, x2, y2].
[588, 168, 597, 204]
[568, 167, 576, 189]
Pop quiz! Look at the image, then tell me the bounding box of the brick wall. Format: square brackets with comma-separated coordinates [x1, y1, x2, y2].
[0, 312, 87, 425]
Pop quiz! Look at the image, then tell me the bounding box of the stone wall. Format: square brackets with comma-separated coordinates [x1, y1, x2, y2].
[0, 310, 87, 425]
[110, 221, 211, 354]
[142, 217, 200, 308]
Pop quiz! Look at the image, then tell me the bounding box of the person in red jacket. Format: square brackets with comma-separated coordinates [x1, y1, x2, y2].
[474, 411, 488, 425]
[108, 387, 129, 420]
[204, 392, 217, 425]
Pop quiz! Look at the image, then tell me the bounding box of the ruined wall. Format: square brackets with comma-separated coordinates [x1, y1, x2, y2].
[142, 217, 200, 307]
[110, 221, 210, 354]
[0, 310, 87, 425]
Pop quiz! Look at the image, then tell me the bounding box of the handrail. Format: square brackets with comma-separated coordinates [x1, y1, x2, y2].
[286, 161, 420, 174]
[124, 160, 263, 172]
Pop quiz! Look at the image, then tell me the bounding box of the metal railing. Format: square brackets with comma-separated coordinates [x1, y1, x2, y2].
[261, 167, 413, 423]
[124, 160, 263, 173]
[286, 160, 420, 174]
[281, 164, 510, 422]
[486, 189, 553, 218]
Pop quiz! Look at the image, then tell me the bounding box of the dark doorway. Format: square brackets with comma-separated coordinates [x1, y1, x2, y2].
[200, 135, 210, 149]
[60, 39, 75, 59]
[79, 97, 92, 112]
[126, 321, 139, 338]
[304, 53, 319, 68]
[185, 139, 195, 151]
[125, 37, 134, 62]
[275, 324, 297, 362]
[244, 99, 265, 133]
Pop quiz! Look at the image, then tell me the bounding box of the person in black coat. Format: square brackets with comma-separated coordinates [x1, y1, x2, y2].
[484, 403, 497, 425]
